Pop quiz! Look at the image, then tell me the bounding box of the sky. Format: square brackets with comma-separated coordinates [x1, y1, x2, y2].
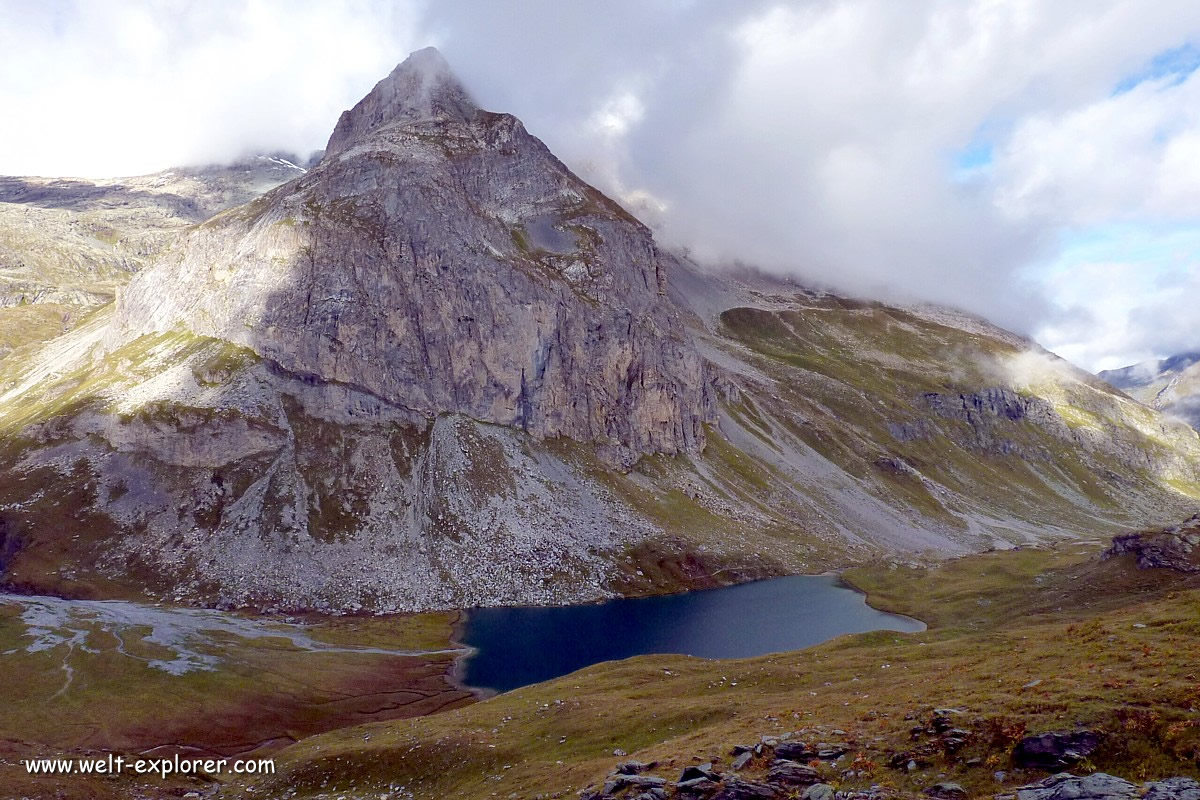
[1, 0, 1198, 372]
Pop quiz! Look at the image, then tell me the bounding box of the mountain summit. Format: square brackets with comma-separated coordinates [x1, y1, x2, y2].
[325, 47, 478, 156]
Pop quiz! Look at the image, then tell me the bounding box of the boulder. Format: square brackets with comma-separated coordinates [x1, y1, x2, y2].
[1013, 731, 1101, 769]
[680, 763, 719, 783]
[603, 774, 667, 795]
[677, 777, 720, 797]
[1103, 521, 1200, 573]
[774, 742, 815, 761]
[618, 760, 658, 775]
[712, 779, 780, 799]
[925, 782, 967, 800]
[766, 759, 821, 787]
[804, 784, 836, 800]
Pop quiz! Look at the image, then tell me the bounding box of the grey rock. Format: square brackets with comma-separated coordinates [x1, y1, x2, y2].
[924, 782, 966, 800]
[605, 774, 666, 794]
[114, 48, 716, 459]
[677, 777, 720, 796]
[712, 779, 779, 799]
[1144, 777, 1200, 800]
[804, 783, 836, 800]
[618, 760, 658, 775]
[1013, 772, 1138, 800]
[732, 751, 754, 771]
[766, 759, 821, 787]
[1103, 524, 1200, 573]
[680, 763, 718, 783]
[774, 741, 815, 761]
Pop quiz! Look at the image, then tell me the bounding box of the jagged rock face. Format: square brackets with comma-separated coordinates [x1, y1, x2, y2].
[113, 48, 714, 455]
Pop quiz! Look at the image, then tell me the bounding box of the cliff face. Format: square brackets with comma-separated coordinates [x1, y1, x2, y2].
[113, 48, 715, 456]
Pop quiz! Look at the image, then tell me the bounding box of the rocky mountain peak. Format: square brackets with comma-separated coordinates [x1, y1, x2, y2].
[111, 47, 715, 457]
[324, 46, 478, 157]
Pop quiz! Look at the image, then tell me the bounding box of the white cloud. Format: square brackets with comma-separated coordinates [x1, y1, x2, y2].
[1, 0, 1199, 371]
[1031, 226, 1200, 370]
[994, 72, 1200, 224]
[0, 0, 428, 176]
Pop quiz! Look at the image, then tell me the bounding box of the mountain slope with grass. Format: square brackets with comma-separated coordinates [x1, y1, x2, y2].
[1, 50, 1200, 613]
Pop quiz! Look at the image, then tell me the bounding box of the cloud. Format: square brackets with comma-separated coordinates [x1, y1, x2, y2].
[1033, 226, 1200, 371]
[994, 71, 1200, 225]
[0, 0, 427, 176]
[1, 0, 1199, 371]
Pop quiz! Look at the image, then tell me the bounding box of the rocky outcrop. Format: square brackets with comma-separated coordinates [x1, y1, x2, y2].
[923, 388, 1056, 425]
[921, 388, 1065, 455]
[580, 732, 883, 800]
[1103, 515, 1200, 573]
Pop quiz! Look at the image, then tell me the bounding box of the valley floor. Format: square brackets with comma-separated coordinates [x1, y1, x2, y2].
[0, 601, 472, 798]
[223, 539, 1200, 799]
[4, 532, 1200, 799]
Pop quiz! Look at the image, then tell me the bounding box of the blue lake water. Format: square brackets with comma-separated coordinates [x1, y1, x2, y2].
[457, 575, 925, 693]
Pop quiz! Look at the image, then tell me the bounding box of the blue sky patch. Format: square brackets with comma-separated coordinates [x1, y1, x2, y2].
[1114, 43, 1200, 94]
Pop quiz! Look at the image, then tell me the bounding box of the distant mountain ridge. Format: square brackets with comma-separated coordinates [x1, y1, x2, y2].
[0, 154, 311, 360]
[1, 49, 1199, 613]
[1100, 353, 1200, 430]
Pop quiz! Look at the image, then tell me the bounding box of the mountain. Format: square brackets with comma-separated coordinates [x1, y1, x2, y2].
[0, 154, 309, 360]
[1100, 353, 1200, 430]
[2, 48, 1200, 613]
